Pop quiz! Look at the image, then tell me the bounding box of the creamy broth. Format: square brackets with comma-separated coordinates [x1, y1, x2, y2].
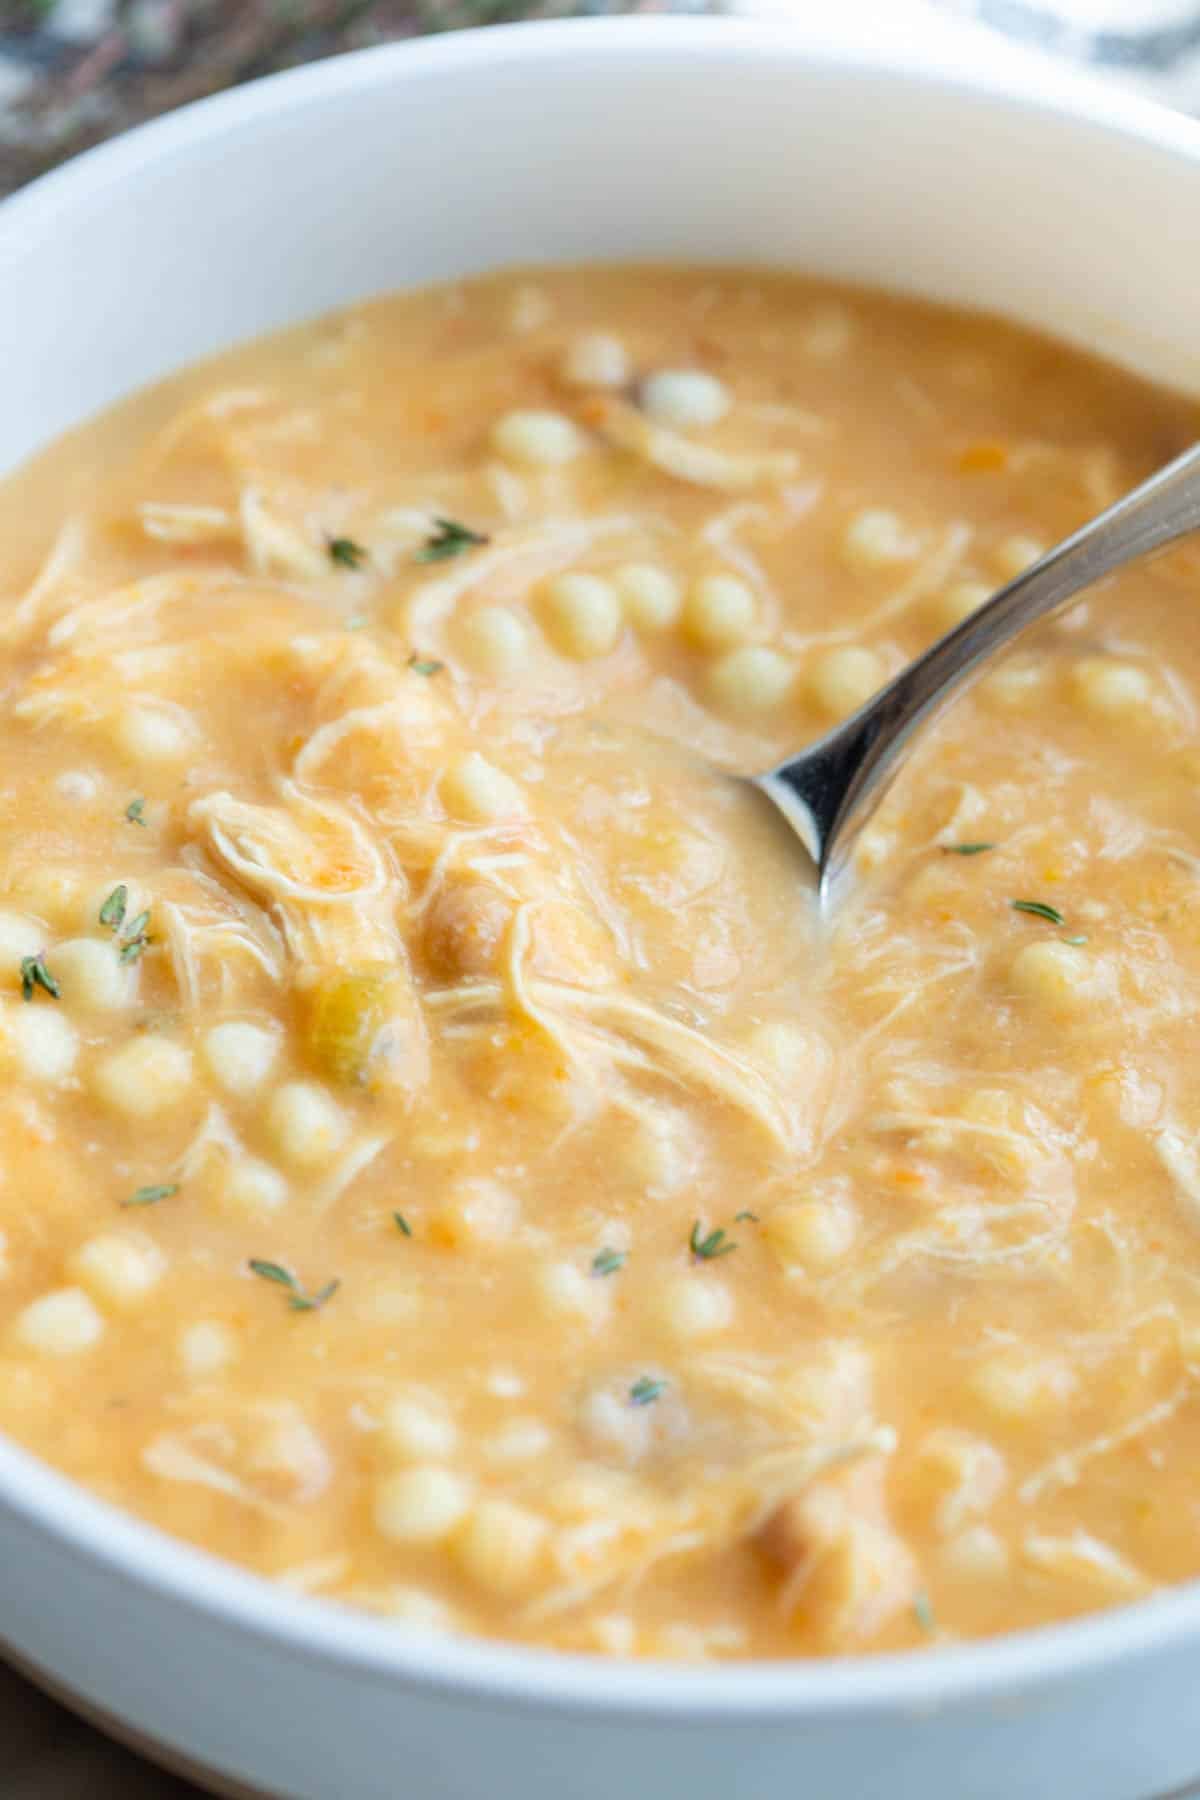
[1, 267, 1199, 1660]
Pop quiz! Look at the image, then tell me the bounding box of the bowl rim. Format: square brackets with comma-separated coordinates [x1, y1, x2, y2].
[5, 10, 1200, 1722]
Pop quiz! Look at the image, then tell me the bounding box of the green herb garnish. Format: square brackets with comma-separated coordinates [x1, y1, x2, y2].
[123, 1183, 179, 1208]
[393, 1212, 413, 1238]
[1061, 934, 1089, 946]
[248, 1258, 340, 1313]
[913, 1590, 936, 1634]
[328, 536, 367, 570]
[99, 885, 128, 931]
[592, 1247, 627, 1277]
[99, 889, 152, 960]
[119, 909, 152, 964]
[943, 842, 996, 856]
[125, 797, 147, 827]
[414, 517, 489, 564]
[20, 954, 59, 1003]
[407, 653, 445, 677]
[629, 1376, 667, 1407]
[690, 1220, 737, 1260]
[1011, 899, 1066, 926]
[734, 1210, 760, 1223]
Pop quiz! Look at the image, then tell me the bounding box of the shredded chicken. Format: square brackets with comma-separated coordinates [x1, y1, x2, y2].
[586, 395, 799, 491]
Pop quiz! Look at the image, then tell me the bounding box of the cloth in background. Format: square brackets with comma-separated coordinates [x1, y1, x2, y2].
[1, 0, 1199, 199]
[941, 0, 1200, 107]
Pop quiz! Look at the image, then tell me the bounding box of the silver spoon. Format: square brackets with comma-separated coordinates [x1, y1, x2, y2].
[754, 441, 1200, 906]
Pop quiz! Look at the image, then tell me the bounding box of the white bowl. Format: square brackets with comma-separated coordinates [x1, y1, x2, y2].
[3, 18, 1200, 1798]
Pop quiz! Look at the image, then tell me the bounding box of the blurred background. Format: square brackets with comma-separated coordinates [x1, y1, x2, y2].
[1, 0, 1199, 199]
[0, 0, 1197, 1791]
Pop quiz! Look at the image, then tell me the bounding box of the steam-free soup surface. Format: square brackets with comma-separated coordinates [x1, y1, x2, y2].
[1, 268, 1199, 1660]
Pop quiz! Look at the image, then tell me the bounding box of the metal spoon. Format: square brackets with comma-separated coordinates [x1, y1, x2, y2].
[754, 441, 1200, 906]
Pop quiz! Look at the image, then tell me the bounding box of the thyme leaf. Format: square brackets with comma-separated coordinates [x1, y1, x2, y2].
[114, 906, 153, 964]
[248, 1258, 339, 1313]
[942, 842, 996, 856]
[690, 1220, 737, 1260]
[123, 1183, 179, 1208]
[327, 536, 367, 570]
[592, 1247, 627, 1277]
[414, 517, 489, 564]
[629, 1376, 667, 1407]
[125, 797, 147, 827]
[1011, 899, 1066, 926]
[393, 1212, 413, 1237]
[20, 954, 59, 1002]
[99, 885, 128, 931]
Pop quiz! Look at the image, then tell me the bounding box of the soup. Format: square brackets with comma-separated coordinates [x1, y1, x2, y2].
[0, 267, 1198, 1661]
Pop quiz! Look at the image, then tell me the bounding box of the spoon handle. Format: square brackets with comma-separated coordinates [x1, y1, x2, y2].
[764, 440, 1200, 896]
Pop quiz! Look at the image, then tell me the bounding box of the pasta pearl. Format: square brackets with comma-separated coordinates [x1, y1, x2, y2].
[55, 770, 101, 803]
[178, 1320, 237, 1379]
[536, 1259, 610, 1327]
[202, 1021, 279, 1097]
[746, 1020, 828, 1085]
[49, 938, 135, 1011]
[116, 705, 193, 762]
[5, 1006, 78, 1083]
[15, 1288, 104, 1355]
[614, 564, 682, 633]
[491, 410, 585, 468]
[218, 1159, 290, 1221]
[430, 1178, 519, 1250]
[1009, 941, 1109, 1014]
[482, 1418, 554, 1464]
[640, 369, 730, 431]
[373, 1466, 473, 1546]
[842, 509, 920, 569]
[807, 646, 883, 718]
[0, 910, 46, 971]
[267, 1081, 347, 1168]
[379, 1393, 459, 1463]
[617, 1106, 697, 1197]
[707, 645, 794, 716]
[683, 575, 756, 650]
[561, 332, 631, 390]
[382, 1588, 458, 1633]
[13, 868, 82, 928]
[982, 659, 1046, 709]
[942, 1526, 1009, 1580]
[1071, 657, 1153, 718]
[972, 1351, 1076, 1418]
[932, 580, 990, 632]
[92, 1037, 193, 1118]
[765, 1197, 857, 1268]
[454, 1498, 547, 1596]
[441, 752, 527, 823]
[991, 534, 1046, 579]
[657, 1273, 734, 1339]
[542, 573, 622, 660]
[70, 1232, 166, 1309]
[458, 605, 531, 677]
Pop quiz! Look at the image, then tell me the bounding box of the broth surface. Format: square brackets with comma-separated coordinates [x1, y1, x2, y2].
[1, 267, 1199, 1660]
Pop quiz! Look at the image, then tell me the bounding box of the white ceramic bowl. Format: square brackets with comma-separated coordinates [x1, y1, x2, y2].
[4, 17, 1200, 1798]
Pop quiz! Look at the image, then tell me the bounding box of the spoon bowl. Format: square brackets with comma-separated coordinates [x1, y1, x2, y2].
[755, 440, 1200, 904]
